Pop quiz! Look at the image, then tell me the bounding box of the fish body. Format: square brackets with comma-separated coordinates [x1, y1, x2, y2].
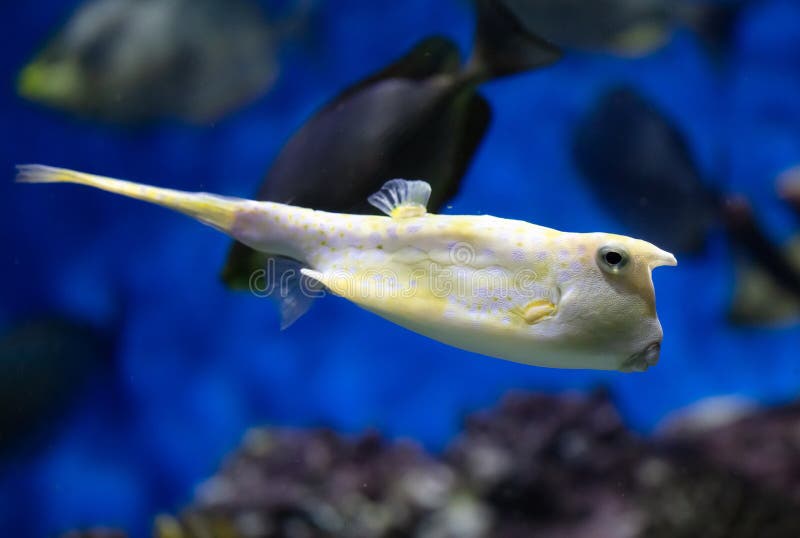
[252, 71, 474, 214]
[502, 0, 672, 55]
[499, 0, 744, 57]
[18, 0, 286, 123]
[572, 86, 719, 255]
[221, 0, 563, 288]
[18, 166, 676, 372]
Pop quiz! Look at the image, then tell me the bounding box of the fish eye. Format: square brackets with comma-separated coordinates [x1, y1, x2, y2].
[597, 246, 629, 273]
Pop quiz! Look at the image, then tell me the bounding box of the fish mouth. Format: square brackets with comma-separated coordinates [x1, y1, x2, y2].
[620, 342, 661, 372]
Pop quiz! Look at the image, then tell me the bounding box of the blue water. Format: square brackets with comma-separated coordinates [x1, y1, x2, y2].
[2, 0, 800, 535]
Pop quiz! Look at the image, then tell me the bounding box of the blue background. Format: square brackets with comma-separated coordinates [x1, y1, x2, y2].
[2, 0, 800, 535]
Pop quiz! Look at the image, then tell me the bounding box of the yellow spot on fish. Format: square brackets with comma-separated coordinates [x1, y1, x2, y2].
[519, 299, 556, 325]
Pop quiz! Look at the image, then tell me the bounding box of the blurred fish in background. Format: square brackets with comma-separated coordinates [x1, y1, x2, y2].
[778, 165, 800, 218]
[724, 193, 800, 326]
[495, 0, 748, 58]
[572, 85, 800, 327]
[221, 0, 562, 290]
[17, 0, 312, 124]
[571, 85, 720, 255]
[0, 317, 113, 453]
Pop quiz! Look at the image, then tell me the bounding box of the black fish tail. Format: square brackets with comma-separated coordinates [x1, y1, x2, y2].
[467, 0, 562, 80]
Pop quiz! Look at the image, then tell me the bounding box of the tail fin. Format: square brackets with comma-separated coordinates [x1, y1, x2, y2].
[467, 0, 562, 80]
[16, 165, 246, 234]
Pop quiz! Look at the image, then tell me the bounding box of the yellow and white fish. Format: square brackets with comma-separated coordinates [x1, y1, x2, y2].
[17, 165, 677, 372]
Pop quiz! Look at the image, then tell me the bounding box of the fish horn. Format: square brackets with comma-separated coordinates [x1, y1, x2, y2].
[649, 248, 678, 268]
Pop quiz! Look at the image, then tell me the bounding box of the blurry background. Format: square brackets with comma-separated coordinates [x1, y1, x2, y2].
[2, 0, 800, 535]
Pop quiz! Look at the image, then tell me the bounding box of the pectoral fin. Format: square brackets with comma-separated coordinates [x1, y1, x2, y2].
[264, 257, 323, 330]
[513, 299, 556, 325]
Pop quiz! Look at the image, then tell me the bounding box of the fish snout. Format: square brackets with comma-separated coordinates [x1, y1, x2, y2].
[620, 342, 661, 372]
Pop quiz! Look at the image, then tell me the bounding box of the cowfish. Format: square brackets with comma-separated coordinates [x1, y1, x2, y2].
[498, 0, 745, 58]
[18, 0, 298, 123]
[17, 165, 677, 372]
[221, 0, 563, 289]
[572, 86, 719, 255]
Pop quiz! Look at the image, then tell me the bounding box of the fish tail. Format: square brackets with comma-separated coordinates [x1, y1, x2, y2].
[16, 164, 245, 233]
[467, 0, 562, 80]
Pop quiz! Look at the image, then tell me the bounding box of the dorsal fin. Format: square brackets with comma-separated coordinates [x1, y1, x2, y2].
[367, 179, 431, 219]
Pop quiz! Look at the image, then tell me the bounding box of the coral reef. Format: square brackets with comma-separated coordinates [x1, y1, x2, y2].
[62, 529, 127, 538]
[156, 428, 459, 537]
[659, 399, 800, 505]
[66, 391, 800, 537]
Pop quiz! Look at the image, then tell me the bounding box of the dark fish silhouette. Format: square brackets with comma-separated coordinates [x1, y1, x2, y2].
[498, 0, 746, 59]
[572, 86, 719, 255]
[573, 87, 800, 326]
[18, 0, 305, 123]
[0, 317, 112, 452]
[221, 0, 562, 292]
[723, 196, 800, 326]
[778, 166, 800, 219]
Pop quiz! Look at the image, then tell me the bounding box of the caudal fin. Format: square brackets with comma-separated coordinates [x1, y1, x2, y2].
[16, 164, 248, 234]
[467, 0, 562, 80]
